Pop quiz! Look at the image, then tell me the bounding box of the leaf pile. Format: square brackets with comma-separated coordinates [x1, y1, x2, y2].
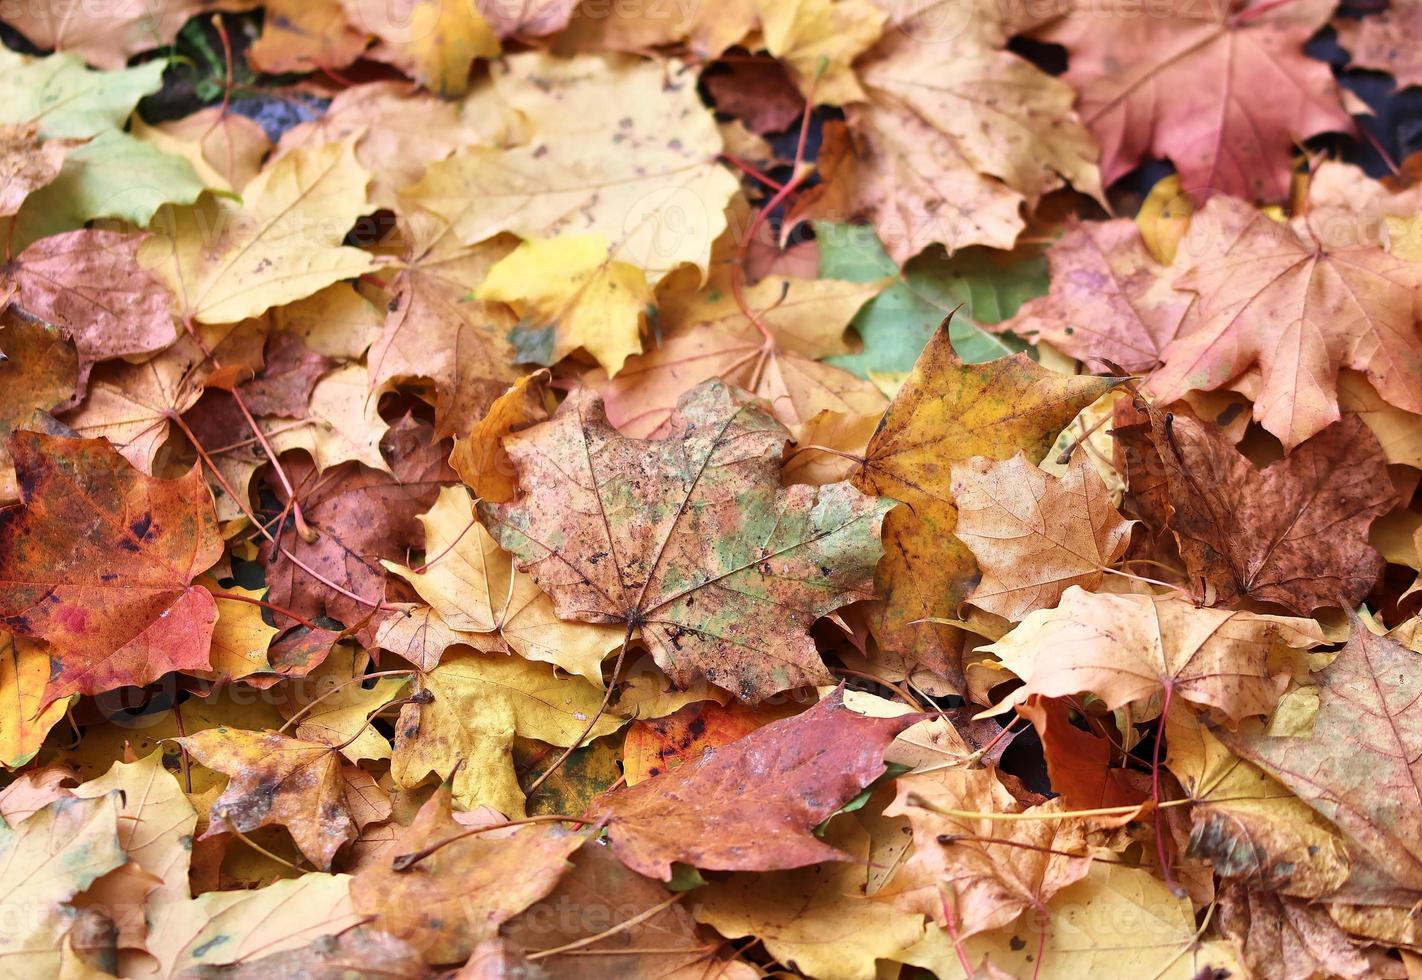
[1, 2, 1421, 978]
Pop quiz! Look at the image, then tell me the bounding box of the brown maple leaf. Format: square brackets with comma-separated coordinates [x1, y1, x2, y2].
[986, 586, 1325, 724]
[1337, 0, 1422, 91]
[883, 768, 1092, 938]
[589, 686, 921, 880]
[353, 788, 584, 965]
[995, 219, 1189, 373]
[0, 314, 75, 503]
[261, 417, 455, 625]
[0, 432, 222, 703]
[1115, 402, 1395, 614]
[1035, 0, 1351, 202]
[481, 381, 892, 702]
[0, 122, 76, 216]
[1225, 623, 1422, 892]
[1, 229, 178, 402]
[951, 450, 1134, 621]
[1145, 194, 1422, 450]
[177, 728, 390, 870]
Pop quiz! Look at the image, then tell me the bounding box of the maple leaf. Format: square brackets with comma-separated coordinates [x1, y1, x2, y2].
[622, 699, 793, 785]
[448, 372, 548, 504]
[384, 485, 624, 684]
[600, 273, 887, 437]
[884, 769, 1091, 938]
[1337, 1, 1422, 89]
[995, 219, 1190, 373]
[1, 229, 179, 400]
[348, 0, 500, 96]
[0, 50, 164, 140]
[906, 863, 1247, 977]
[138, 140, 375, 325]
[0, 122, 75, 216]
[791, 1, 1100, 260]
[848, 325, 1117, 688]
[481, 380, 892, 701]
[178, 727, 390, 870]
[1165, 711, 1350, 898]
[132, 107, 272, 196]
[951, 450, 1133, 621]
[0, 794, 125, 976]
[0, 315, 75, 502]
[70, 750, 198, 908]
[985, 585, 1325, 723]
[185, 928, 428, 980]
[1016, 697, 1148, 823]
[0, 630, 71, 768]
[1218, 881, 1375, 980]
[504, 838, 759, 978]
[0, 432, 223, 702]
[758, 0, 886, 105]
[694, 817, 927, 980]
[554, 0, 754, 58]
[476, 233, 653, 377]
[367, 236, 520, 441]
[1225, 623, 1422, 891]
[141, 873, 363, 977]
[1145, 195, 1422, 448]
[2, 1, 208, 69]
[248, 0, 372, 75]
[267, 363, 390, 474]
[1116, 404, 1395, 613]
[396, 52, 738, 285]
[260, 418, 453, 625]
[1035, 0, 1351, 202]
[352, 787, 584, 964]
[590, 686, 920, 880]
[391, 648, 626, 816]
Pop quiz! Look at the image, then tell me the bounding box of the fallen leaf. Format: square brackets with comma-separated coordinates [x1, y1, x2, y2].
[884, 770, 1092, 937]
[951, 450, 1133, 621]
[0, 51, 164, 139]
[590, 686, 920, 880]
[349, 0, 500, 96]
[1017, 697, 1148, 823]
[178, 727, 389, 870]
[391, 648, 627, 816]
[1146, 194, 1422, 449]
[71, 750, 198, 907]
[367, 237, 520, 441]
[482, 381, 892, 701]
[693, 817, 926, 980]
[1337, 1, 1422, 93]
[132, 108, 271, 195]
[984, 586, 1325, 723]
[396, 52, 738, 284]
[849, 325, 1116, 688]
[1035, 0, 1351, 201]
[384, 485, 624, 684]
[0, 794, 125, 977]
[995, 219, 1189, 373]
[1225, 622, 1422, 891]
[600, 273, 886, 436]
[622, 699, 794, 785]
[139, 140, 375, 325]
[793, 2, 1100, 260]
[248, 0, 371, 74]
[352, 787, 583, 964]
[185, 928, 429, 979]
[1218, 881, 1375, 980]
[1115, 404, 1395, 613]
[0, 630, 72, 768]
[448, 373, 548, 504]
[0, 314, 76, 502]
[0, 432, 223, 702]
[1, 2, 209, 70]
[1, 229, 178, 399]
[0, 122, 74, 216]
[475, 234, 652, 377]
[756, 0, 886, 105]
[140, 873, 363, 977]
[1165, 712, 1350, 898]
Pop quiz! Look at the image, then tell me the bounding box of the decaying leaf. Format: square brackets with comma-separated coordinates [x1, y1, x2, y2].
[483, 381, 891, 701]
